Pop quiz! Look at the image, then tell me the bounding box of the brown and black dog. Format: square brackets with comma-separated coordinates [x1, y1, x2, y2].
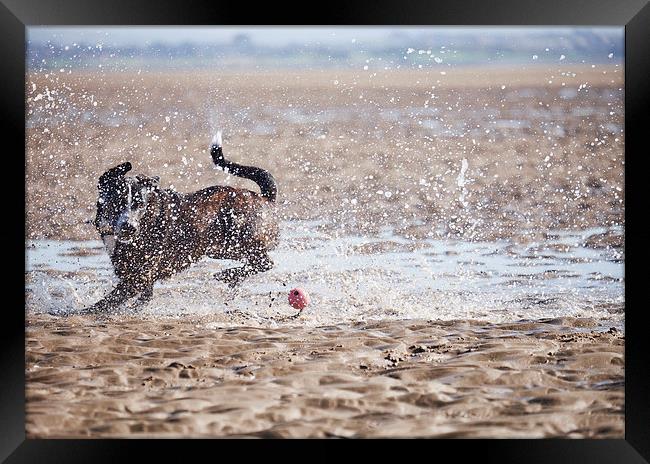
[86, 132, 279, 312]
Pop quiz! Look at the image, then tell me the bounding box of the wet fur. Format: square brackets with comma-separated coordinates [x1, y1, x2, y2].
[86, 138, 278, 313]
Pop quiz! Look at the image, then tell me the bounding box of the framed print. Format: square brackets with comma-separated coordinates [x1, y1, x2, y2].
[2, 0, 649, 461]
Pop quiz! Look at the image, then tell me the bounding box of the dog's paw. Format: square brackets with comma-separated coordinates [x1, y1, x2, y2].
[78, 306, 101, 315]
[78, 300, 114, 315]
[134, 294, 153, 307]
[215, 269, 237, 282]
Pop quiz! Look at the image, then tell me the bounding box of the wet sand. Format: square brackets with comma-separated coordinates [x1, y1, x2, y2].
[26, 314, 623, 438]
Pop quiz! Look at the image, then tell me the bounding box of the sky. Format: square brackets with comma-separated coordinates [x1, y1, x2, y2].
[28, 26, 622, 47]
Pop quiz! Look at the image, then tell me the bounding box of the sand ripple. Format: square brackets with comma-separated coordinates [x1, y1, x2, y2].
[26, 314, 623, 438]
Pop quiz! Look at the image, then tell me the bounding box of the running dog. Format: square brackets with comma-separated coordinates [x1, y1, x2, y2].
[87, 132, 279, 312]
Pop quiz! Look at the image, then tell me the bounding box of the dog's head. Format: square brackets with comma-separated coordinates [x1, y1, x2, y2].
[94, 162, 160, 243]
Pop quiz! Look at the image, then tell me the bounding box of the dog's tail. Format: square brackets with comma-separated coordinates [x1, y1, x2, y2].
[210, 131, 277, 202]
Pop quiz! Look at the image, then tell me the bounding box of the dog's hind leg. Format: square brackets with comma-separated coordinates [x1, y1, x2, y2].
[214, 265, 252, 288]
[214, 252, 274, 288]
[250, 252, 274, 274]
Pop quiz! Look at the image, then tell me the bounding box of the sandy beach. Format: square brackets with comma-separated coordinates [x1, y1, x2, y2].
[26, 314, 623, 438]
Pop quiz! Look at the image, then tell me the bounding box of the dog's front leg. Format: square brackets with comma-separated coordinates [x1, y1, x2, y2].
[135, 283, 154, 305]
[83, 281, 138, 313]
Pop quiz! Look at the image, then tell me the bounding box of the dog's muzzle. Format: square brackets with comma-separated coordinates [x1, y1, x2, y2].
[119, 223, 136, 237]
[97, 226, 114, 237]
[101, 233, 116, 256]
[97, 220, 135, 237]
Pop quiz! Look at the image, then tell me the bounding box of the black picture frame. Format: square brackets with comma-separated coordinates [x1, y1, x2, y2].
[3, 0, 649, 461]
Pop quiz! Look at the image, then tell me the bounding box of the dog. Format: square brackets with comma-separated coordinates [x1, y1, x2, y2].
[86, 131, 279, 312]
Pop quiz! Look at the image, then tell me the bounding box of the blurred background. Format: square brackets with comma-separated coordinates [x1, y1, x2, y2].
[27, 26, 622, 70]
[26, 27, 624, 244]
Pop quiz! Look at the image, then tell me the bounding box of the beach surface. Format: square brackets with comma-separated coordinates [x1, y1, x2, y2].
[25, 65, 624, 438]
[26, 314, 623, 438]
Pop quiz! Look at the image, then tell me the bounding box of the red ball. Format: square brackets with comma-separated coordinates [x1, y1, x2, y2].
[288, 287, 310, 310]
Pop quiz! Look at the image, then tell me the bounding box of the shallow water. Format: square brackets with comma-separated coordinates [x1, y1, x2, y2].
[25, 221, 624, 329]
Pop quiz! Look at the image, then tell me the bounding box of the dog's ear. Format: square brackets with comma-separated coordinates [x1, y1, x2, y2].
[99, 162, 132, 188]
[105, 162, 132, 178]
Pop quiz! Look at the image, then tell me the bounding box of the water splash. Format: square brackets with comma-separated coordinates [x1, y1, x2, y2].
[26, 221, 624, 330]
[456, 158, 470, 208]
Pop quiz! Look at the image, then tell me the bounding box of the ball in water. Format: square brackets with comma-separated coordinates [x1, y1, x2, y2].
[288, 287, 310, 310]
